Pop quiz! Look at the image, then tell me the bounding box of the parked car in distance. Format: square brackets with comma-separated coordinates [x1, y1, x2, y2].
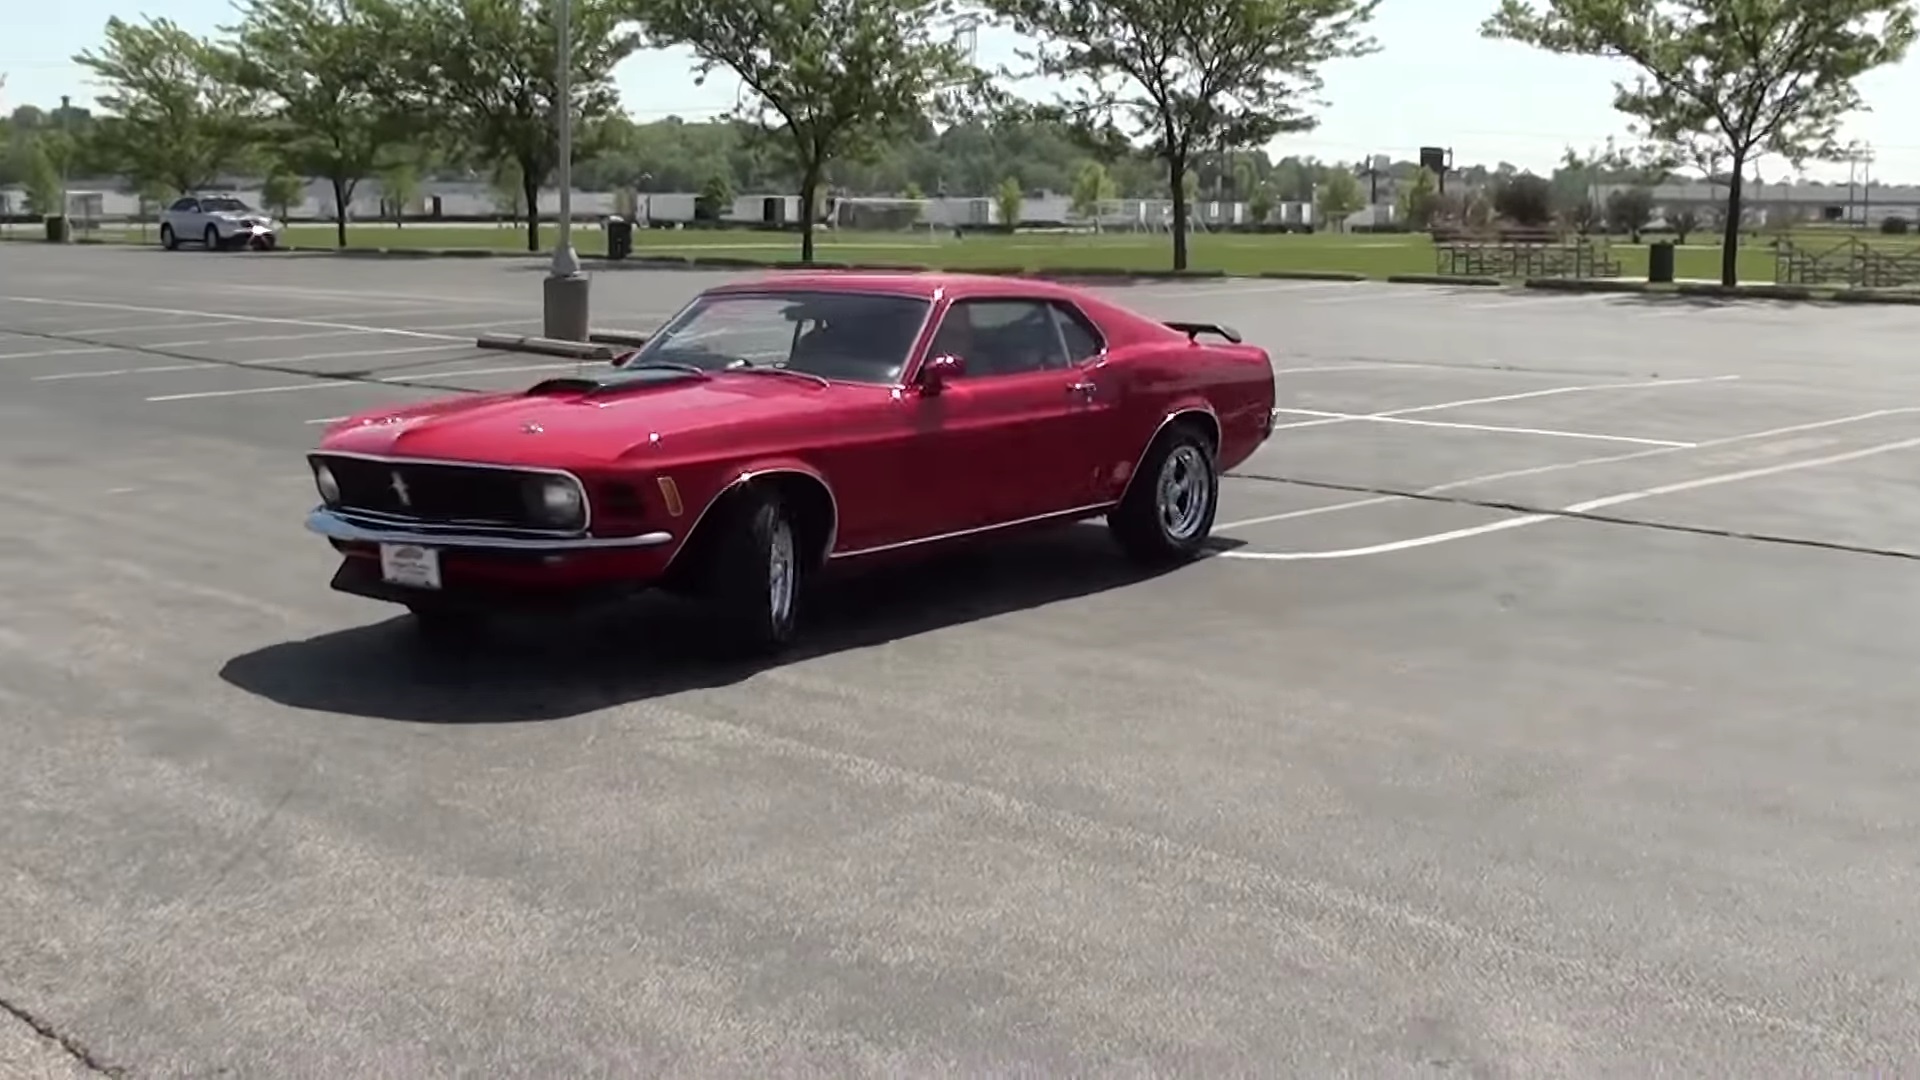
[159, 194, 283, 251]
[304, 272, 1280, 653]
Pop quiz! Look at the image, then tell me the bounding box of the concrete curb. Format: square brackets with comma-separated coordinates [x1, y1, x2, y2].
[475, 333, 615, 361]
[587, 330, 651, 348]
[1259, 269, 1369, 282]
[1385, 273, 1502, 287]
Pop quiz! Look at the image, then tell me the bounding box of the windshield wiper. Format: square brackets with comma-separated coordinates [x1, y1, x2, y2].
[619, 360, 712, 378]
[728, 365, 830, 387]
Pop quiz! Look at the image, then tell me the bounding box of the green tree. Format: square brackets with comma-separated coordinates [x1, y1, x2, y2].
[1492, 172, 1555, 226]
[995, 175, 1024, 230]
[1315, 168, 1362, 230]
[415, 0, 638, 251]
[260, 168, 306, 220]
[992, 0, 1380, 269]
[380, 160, 420, 224]
[698, 171, 735, 221]
[1069, 159, 1115, 221]
[1670, 206, 1699, 243]
[1397, 165, 1439, 229]
[22, 138, 63, 216]
[1483, 0, 1917, 285]
[72, 16, 260, 195]
[1605, 185, 1654, 239]
[633, 0, 983, 263]
[1247, 183, 1275, 226]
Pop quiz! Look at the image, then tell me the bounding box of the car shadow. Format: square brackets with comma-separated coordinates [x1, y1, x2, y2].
[219, 525, 1248, 724]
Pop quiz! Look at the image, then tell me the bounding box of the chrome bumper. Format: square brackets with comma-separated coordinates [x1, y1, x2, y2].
[305, 507, 673, 551]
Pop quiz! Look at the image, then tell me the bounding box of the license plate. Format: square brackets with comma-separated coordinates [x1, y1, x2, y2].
[379, 543, 442, 589]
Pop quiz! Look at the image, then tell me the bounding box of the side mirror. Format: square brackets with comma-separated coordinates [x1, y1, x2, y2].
[918, 353, 965, 395]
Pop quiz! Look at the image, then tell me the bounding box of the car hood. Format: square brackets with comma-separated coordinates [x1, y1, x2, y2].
[317, 371, 881, 467]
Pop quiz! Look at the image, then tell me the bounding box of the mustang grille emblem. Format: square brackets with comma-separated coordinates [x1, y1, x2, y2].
[389, 471, 411, 507]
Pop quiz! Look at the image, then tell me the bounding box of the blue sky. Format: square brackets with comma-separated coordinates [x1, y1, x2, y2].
[5, 0, 1916, 184]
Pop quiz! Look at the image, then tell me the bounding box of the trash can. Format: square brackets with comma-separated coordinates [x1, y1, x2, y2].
[1647, 240, 1676, 284]
[44, 214, 70, 243]
[605, 215, 632, 260]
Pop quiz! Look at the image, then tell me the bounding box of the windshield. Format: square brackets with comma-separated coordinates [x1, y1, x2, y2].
[200, 197, 251, 212]
[622, 290, 930, 385]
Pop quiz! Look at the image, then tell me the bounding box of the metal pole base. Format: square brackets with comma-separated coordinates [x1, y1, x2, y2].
[542, 272, 591, 342]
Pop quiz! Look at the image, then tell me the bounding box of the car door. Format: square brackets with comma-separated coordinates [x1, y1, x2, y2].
[905, 297, 1107, 534]
[164, 197, 198, 235]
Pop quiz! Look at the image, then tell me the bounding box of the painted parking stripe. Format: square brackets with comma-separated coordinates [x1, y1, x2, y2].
[144, 361, 583, 401]
[0, 345, 122, 360]
[1220, 432, 1920, 560]
[1269, 408, 1694, 447]
[35, 343, 477, 381]
[1216, 405, 1920, 533]
[0, 294, 475, 341]
[1270, 374, 1739, 432]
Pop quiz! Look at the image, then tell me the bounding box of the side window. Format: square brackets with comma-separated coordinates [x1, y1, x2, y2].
[170, 198, 198, 212]
[1050, 302, 1105, 363]
[929, 299, 1068, 378]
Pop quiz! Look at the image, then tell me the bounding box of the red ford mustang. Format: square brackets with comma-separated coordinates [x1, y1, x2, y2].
[305, 272, 1279, 651]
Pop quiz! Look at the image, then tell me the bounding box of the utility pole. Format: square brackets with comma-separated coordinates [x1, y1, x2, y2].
[59, 94, 72, 241]
[542, 0, 589, 340]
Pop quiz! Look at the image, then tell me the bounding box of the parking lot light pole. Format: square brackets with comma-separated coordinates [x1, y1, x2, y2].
[542, 0, 590, 340]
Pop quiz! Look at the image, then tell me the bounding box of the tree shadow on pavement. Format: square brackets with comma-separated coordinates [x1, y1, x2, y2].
[219, 525, 1246, 725]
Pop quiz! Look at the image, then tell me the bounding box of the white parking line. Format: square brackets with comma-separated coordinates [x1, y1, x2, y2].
[141, 319, 529, 349]
[1220, 432, 1920, 560]
[1139, 280, 1364, 300]
[1269, 408, 1694, 447]
[0, 295, 475, 341]
[189, 282, 548, 308]
[34, 342, 475, 381]
[1216, 406, 1920, 533]
[144, 361, 582, 401]
[0, 345, 121, 360]
[1271, 374, 1739, 432]
[1460, 292, 1615, 311]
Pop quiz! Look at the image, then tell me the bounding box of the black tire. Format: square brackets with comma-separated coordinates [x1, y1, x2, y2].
[1108, 422, 1220, 566]
[160, 224, 177, 250]
[702, 486, 804, 654]
[203, 224, 222, 251]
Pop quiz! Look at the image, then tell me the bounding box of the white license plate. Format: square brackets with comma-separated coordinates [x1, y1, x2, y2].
[379, 543, 442, 589]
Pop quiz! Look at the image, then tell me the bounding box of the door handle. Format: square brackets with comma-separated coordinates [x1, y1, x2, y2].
[1066, 380, 1096, 397]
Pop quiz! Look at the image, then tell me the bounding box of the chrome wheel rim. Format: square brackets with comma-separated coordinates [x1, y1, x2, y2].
[767, 516, 796, 623]
[1157, 444, 1211, 541]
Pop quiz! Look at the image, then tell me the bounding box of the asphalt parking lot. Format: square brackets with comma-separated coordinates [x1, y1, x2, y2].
[5, 242, 1920, 1076]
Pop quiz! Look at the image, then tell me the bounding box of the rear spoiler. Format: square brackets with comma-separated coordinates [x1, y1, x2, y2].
[1164, 320, 1242, 344]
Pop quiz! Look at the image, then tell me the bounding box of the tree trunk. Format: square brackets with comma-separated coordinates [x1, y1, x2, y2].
[798, 163, 822, 264]
[331, 177, 351, 248]
[1719, 150, 1747, 288]
[1167, 153, 1189, 271]
[522, 169, 541, 253]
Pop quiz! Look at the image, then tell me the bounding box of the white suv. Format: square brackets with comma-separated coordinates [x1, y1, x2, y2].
[159, 194, 284, 251]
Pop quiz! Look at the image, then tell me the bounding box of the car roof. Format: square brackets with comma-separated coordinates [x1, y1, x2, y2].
[704, 271, 1097, 302]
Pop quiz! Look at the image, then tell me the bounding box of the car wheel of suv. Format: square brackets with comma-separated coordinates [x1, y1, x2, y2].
[203, 224, 222, 251]
[703, 486, 804, 654]
[160, 224, 177, 250]
[1109, 422, 1219, 566]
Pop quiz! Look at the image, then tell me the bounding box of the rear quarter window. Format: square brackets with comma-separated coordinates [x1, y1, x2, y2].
[1051, 303, 1105, 362]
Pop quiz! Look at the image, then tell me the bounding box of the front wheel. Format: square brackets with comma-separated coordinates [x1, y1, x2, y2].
[1108, 423, 1219, 566]
[702, 487, 804, 654]
[203, 224, 222, 251]
[159, 224, 177, 250]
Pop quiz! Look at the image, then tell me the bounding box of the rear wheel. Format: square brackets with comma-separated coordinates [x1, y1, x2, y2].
[1108, 422, 1219, 566]
[702, 486, 804, 654]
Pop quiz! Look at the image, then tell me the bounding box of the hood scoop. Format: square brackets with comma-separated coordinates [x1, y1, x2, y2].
[525, 375, 606, 396]
[523, 364, 712, 399]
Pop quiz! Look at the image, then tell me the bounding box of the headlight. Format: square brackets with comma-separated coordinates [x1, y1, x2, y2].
[313, 461, 340, 503]
[525, 476, 585, 527]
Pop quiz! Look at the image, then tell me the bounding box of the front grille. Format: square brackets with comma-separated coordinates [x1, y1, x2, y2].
[316, 455, 575, 530]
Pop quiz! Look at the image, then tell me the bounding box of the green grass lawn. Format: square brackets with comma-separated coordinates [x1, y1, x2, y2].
[28, 218, 1920, 284]
[279, 222, 1805, 281]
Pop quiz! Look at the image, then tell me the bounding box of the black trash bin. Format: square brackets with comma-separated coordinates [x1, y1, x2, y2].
[605, 215, 632, 260]
[1647, 239, 1676, 284]
[44, 214, 70, 243]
